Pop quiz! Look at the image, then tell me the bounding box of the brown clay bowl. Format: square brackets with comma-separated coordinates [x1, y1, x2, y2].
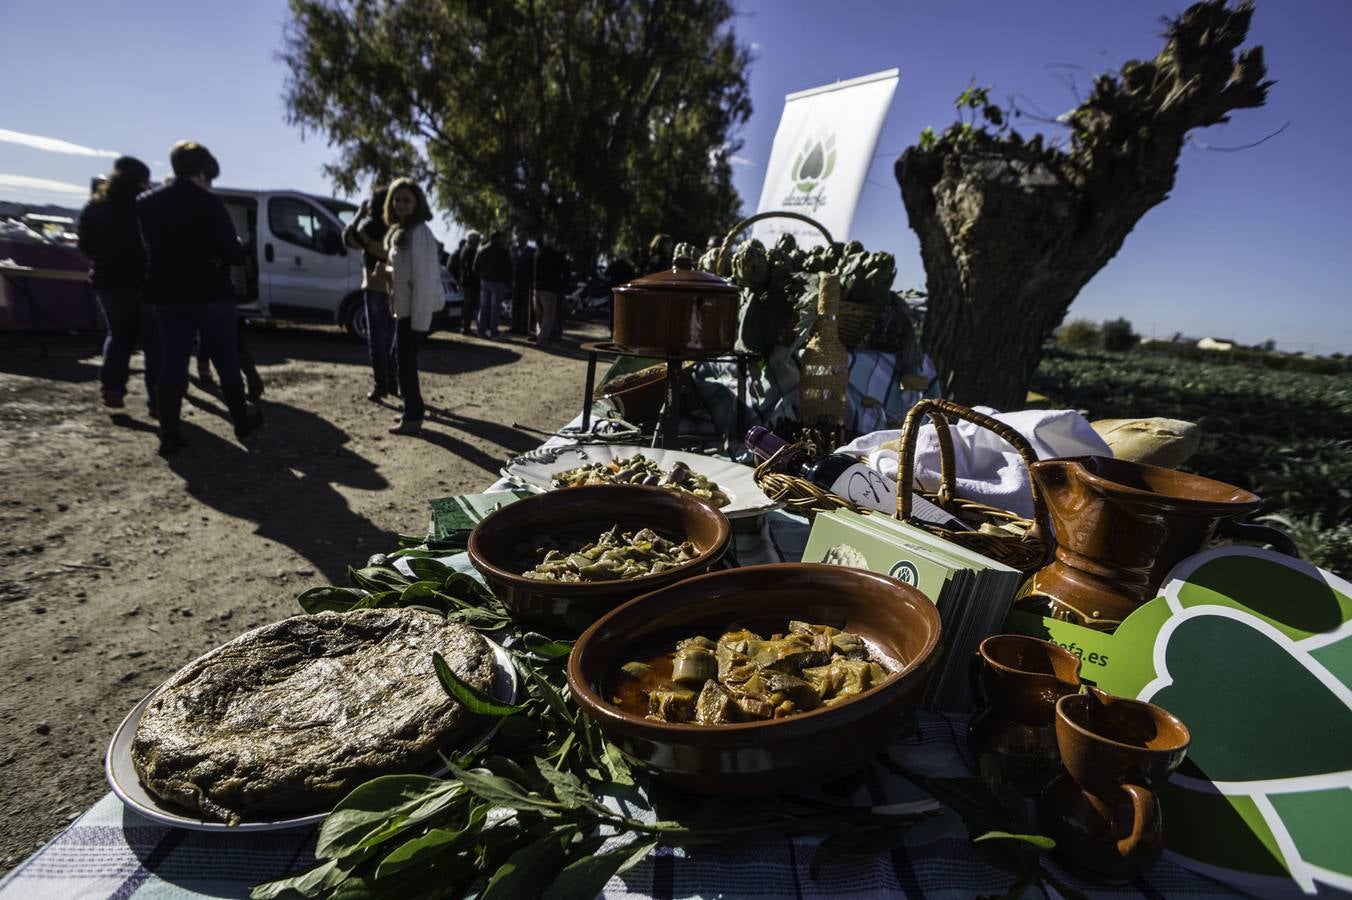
[567, 563, 943, 795]
[467, 484, 731, 630]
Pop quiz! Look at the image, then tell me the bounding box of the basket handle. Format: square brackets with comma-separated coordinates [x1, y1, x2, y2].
[896, 399, 1047, 530]
[715, 211, 834, 273]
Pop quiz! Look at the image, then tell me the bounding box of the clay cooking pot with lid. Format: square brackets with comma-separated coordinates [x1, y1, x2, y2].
[611, 256, 740, 355]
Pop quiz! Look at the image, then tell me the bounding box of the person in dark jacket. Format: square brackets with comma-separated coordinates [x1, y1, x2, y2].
[458, 231, 481, 335]
[137, 141, 262, 455]
[509, 233, 534, 334]
[532, 235, 568, 349]
[78, 155, 158, 413]
[474, 230, 512, 339]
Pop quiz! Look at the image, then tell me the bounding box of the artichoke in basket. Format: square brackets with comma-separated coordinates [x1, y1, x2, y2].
[731, 239, 769, 291]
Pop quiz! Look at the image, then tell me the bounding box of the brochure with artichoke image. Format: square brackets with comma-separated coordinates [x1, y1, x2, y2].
[802, 509, 1020, 710]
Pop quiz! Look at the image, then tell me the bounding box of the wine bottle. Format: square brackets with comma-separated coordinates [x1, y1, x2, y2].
[746, 426, 897, 513]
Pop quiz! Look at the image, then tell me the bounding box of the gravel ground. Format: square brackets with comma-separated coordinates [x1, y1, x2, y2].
[0, 318, 604, 871]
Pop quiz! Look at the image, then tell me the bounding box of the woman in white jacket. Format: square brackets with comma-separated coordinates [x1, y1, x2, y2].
[382, 178, 442, 435]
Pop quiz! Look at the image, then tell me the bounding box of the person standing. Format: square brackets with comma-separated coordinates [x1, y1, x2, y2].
[474, 230, 511, 339]
[645, 232, 674, 273]
[137, 141, 261, 455]
[458, 231, 481, 335]
[447, 237, 466, 288]
[78, 155, 158, 415]
[532, 234, 567, 349]
[509, 233, 534, 335]
[382, 178, 442, 436]
[343, 186, 398, 401]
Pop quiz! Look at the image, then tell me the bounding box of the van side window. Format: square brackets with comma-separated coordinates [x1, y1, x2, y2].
[268, 197, 342, 255]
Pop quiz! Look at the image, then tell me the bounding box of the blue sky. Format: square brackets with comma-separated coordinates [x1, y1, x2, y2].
[3, 0, 1349, 353]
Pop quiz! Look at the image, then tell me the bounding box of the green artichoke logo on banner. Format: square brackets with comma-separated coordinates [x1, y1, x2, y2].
[792, 133, 837, 194]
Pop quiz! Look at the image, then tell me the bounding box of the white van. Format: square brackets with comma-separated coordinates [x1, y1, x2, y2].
[215, 188, 460, 338]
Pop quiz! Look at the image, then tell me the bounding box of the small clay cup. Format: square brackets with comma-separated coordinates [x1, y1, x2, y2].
[968, 635, 1082, 794]
[1040, 688, 1191, 883]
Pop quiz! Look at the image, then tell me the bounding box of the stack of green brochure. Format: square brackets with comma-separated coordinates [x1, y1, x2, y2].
[802, 508, 1024, 711]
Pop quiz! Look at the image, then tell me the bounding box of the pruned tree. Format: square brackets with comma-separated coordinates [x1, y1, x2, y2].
[896, 0, 1272, 409]
[281, 0, 752, 264]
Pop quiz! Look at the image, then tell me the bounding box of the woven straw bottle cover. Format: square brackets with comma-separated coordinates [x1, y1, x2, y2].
[799, 272, 849, 426]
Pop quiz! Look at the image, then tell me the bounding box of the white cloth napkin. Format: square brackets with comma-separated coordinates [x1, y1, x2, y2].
[837, 407, 1112, 519]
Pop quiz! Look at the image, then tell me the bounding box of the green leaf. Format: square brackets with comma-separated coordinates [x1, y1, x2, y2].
[522, 656, 575, 725]
[296, 586, 367, 615]
[316, 776, 460, 858]
[250, 858, 339, 899]
[448, 764, 560, 812]
[542, 838, 658, 900]
[375, 803, 490, 879]
[347, 565, 409, 594]
[398, 581, 441, 606]
[406, 556, 456, 583]
[974, 830, 1056, 851]
[522, 632, 574, 659]
[434, 651, 526, 716]
[441, 571, 498, 606]
[600, 740, 635, 787]
[481, 826, 577, 900]
[534, 758, 596, 810]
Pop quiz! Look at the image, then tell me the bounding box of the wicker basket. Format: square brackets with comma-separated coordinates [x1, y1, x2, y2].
[836, 299, 876, 348]
[752, 399, 1051, 574]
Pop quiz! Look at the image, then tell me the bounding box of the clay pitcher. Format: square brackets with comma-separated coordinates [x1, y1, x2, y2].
[1017, 456, 1284, 630]
[969, 635, 1082, 794]
[1040, 688, 1191, 882]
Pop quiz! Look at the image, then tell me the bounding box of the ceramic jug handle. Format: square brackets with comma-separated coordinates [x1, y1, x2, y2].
[1216, 520, 1300, 558]
[1115, 783, 1155, 859]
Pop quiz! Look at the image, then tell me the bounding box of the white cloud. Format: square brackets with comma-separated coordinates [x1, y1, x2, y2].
[730, 154, 753, 167]
[0, 128, 119, 158]
[0, 173, 90, 194]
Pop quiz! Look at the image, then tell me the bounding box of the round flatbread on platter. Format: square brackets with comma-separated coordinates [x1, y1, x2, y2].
[109, 609, 510, 829]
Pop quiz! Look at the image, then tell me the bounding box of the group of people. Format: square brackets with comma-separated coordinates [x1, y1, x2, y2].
[80, 145, 443, 450]
[79, 143, 265, 455]
[81, 146, 598, 452]
[444, 229, 570, 347]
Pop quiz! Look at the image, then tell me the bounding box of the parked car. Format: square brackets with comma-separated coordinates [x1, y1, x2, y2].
[214, 188, 461, 338]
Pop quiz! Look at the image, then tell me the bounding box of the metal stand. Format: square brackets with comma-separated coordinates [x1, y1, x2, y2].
[579, 341, 754, 449]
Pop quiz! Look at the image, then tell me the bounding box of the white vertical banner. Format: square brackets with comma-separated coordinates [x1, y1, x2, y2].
[751, 68, 899, 249]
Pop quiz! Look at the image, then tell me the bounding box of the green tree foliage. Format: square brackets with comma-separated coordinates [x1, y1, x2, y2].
[280, 0, 752, 263]
[1101, 317, 1138, 352]
[1057, 319, 1101, 349]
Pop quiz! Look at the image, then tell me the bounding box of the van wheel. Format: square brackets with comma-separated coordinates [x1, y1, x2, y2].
[341, 297, 369, 342]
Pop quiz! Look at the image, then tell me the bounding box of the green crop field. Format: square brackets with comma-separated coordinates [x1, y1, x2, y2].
[1031, 346, 1352, 575]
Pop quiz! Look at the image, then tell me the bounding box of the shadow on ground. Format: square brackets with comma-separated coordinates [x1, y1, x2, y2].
[163, 402, 390, 583]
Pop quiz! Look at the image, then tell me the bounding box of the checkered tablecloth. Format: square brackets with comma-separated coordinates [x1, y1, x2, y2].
[0, 511, 1246, 899]
[0, 710, 1243, 900]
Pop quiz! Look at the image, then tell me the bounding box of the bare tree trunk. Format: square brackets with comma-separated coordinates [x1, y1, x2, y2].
[896, 0, 1270, 410]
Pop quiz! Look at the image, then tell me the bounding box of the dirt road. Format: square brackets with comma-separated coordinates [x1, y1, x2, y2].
[0, 320, 602, 870]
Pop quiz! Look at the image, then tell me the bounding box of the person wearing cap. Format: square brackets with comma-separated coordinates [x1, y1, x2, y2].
[137, 141, 262, 455]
